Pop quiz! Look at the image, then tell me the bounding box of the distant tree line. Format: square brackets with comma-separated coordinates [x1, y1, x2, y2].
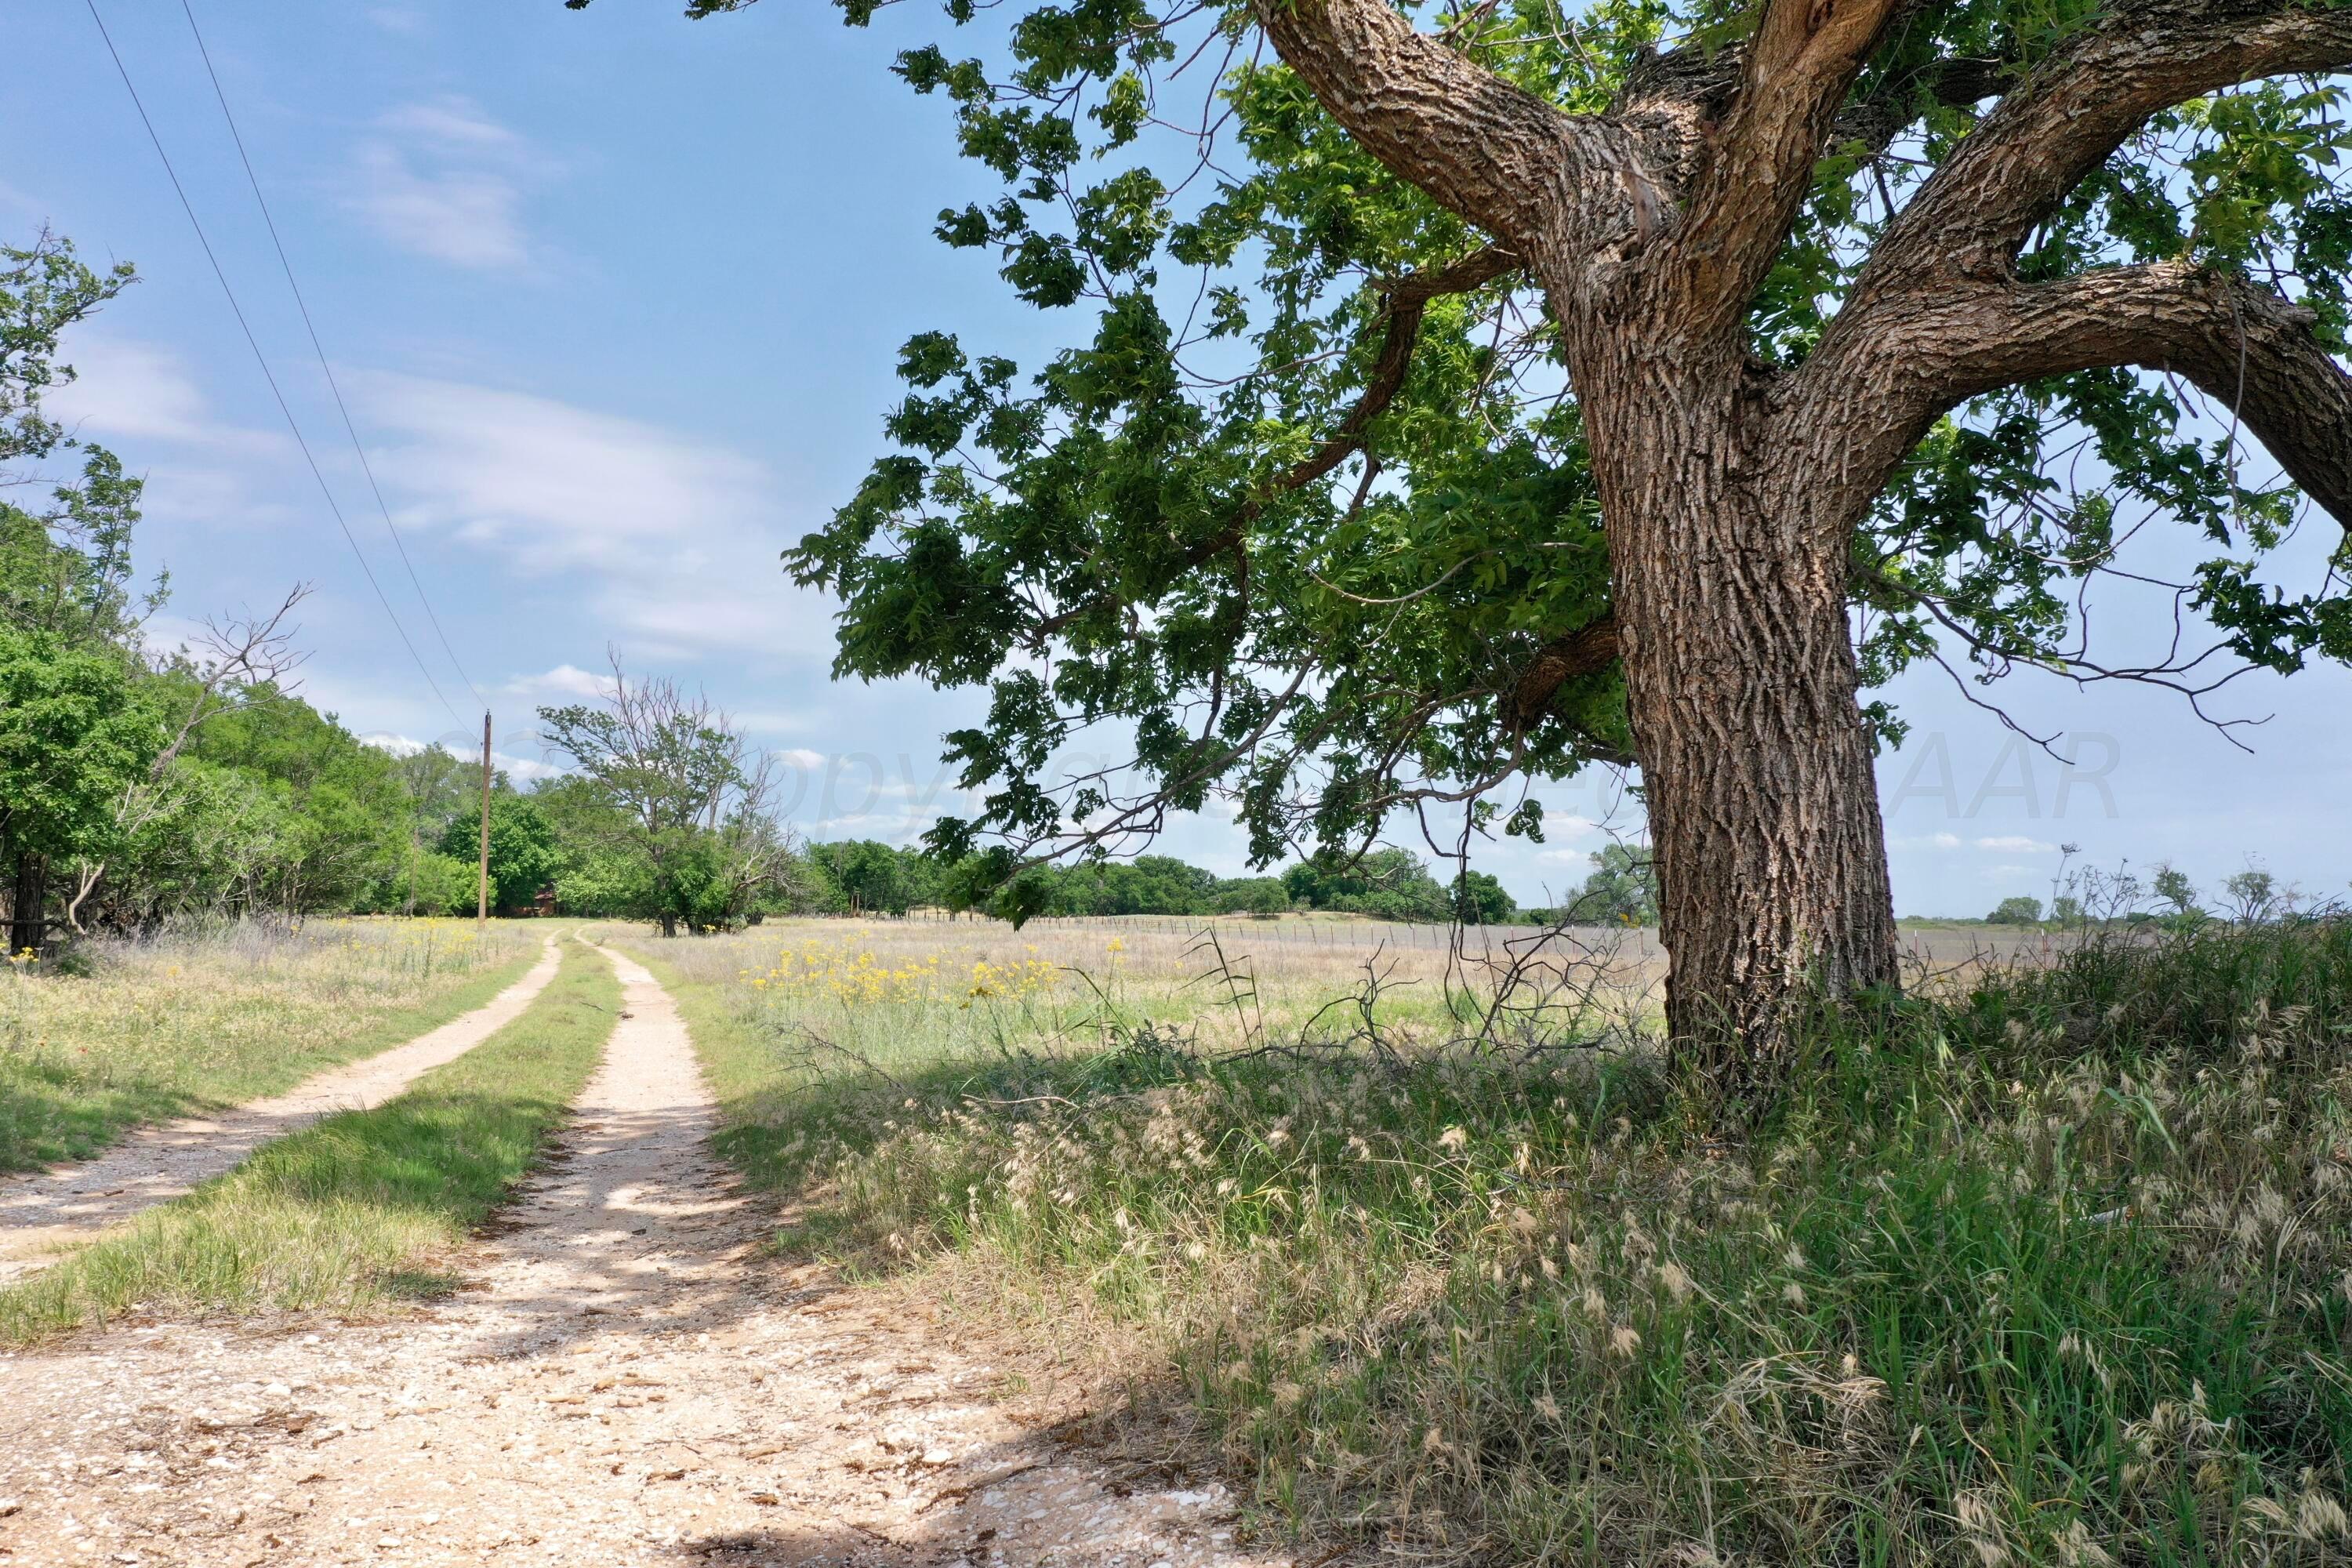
[1983, 861, 2314, 930]
[761, 837, 1664, 930]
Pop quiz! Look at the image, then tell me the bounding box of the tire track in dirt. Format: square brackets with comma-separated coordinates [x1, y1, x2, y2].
[0, 938, 1290, 1566]
[0, 936, 566, 1283]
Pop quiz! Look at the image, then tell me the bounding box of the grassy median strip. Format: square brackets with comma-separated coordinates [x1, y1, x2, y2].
[0, 920, 546, 1172]
[0, 938, 617, 1345]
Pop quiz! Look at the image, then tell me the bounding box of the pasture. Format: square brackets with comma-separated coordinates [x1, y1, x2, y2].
[617, 914, 2352, 1566]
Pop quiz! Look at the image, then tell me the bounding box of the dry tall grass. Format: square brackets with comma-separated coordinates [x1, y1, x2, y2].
[0, 917, 541, 1171]
[642, 913, 1659, 1068]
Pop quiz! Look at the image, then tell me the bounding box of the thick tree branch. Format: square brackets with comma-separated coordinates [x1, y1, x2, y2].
[1665, 0, 1908, 332]
[1929, 264, 2352, 526]
[1617, 41, 2013, 154]
[1511, 615, 1621, 726]
[1249, 0, 1644, 269]
[1781, 262, 2352, 546]
[1861, 0, 2352, 288]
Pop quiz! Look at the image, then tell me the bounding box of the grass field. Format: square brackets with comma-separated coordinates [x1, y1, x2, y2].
[653, 913, 1661, 1066]
[622, 914, 2352, 1567]
[0, 917, 543, 1173]
[0, 934, 614, 1345]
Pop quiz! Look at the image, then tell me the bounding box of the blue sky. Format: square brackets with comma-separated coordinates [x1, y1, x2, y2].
[9, 0, 2348, 915]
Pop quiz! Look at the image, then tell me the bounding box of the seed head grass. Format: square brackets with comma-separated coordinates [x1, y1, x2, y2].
[630, 916, 2352, 1566]
[0, 917, 543, 1173]
[0, 934, 615, 1344]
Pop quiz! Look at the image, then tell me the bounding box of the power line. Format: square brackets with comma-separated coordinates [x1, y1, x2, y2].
[177, 0, 487, 714]
[82, 0, 464, 726]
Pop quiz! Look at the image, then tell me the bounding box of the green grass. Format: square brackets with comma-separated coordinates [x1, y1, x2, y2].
[0, 936, 617, 1344]
[0, 917, 544, 1172]
[631, 920, 2352, 1567]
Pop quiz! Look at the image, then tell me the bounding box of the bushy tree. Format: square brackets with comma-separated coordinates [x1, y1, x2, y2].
[1214, 875, 1293, 914]
[0, 232, 336, 941]
[1041, 853, 1221, 916]
[0, 232, 151, 953]
[807, 838, 922, 915]
[181, 688, 410, 915]
[399, 849, 482, 917]
[1575, 844, 1661, 926]
[1284, 848, 1452, 920]
[0, 626, 161, 951]
[1451, 869, 1516, 924]
[439, 793, 560, 912]
[539, 658, 795, 934]
[1987, 895, 2045, 925]
[2152, 863, 2204, 919]
[2221, 866, 2284, 924]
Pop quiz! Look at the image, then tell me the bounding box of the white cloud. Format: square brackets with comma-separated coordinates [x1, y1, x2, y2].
[1975, 835, 2056, 853]
[1891, 831, 1965, 850]
[345, 99, 540, 270]
[136, 612, 219, 663]
[357, 372, 762, 564]
[361, 731, 561, 781]
[352, 370, 829, 662]
[45, 337, 285, 456]
[496, 750, 564, 782]
[503, 663, 612, 700]
[350, 150, 526, 270]
[1531, 812, 1631, 866]
[33, 336, 309, 539]
[777, 748, 826, 771]
[378, 101, 519, 151]
[733, 710, 815, 735]
[50, 337, 211, 442]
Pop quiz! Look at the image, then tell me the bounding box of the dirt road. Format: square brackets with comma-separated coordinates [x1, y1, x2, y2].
[0, 938, 568, 1285]
[0, 941, 1279, 1566]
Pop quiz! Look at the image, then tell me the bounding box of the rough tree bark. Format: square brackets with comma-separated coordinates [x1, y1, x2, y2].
[10, 851, 49, 960]
[1254, 0, 2352, 1070]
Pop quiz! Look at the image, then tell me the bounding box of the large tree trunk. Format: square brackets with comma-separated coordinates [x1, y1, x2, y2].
[1247, 0, 1916, 1076]
[1581, 354, 1900, 1076]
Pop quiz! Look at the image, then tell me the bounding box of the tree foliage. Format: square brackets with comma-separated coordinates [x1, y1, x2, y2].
[439, 793, 560, 911]
[0, 230, 446, 942]
[1571, 843, 1661, 926]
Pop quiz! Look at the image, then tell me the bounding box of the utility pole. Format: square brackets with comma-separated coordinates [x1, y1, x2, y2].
[477, 712, 492, 931]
